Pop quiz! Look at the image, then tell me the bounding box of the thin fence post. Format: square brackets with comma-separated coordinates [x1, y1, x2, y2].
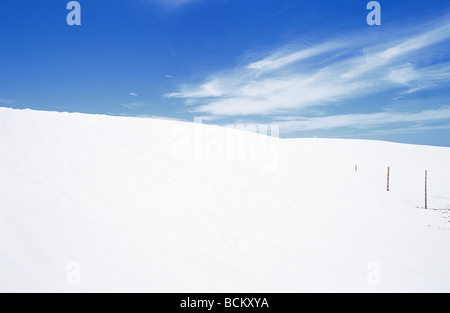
[425, 170, 428, 209]
[355, 164, 358, 172]
[387, 167, 390, 192]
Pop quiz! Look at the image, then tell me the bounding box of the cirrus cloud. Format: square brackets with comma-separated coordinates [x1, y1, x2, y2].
[0, 98, 14, 105]
[167, 15, 450, 118]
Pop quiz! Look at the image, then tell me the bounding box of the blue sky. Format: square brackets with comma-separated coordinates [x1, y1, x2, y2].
[1, 0, 450, 146]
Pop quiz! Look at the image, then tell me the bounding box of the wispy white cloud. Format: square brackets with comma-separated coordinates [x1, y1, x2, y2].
[167, 15, 450, 117]
[136, 114, 184, 122]
[277, 106, 450, 133]
[247, 41, 344, 72]
[341, 22, 450, 79]
[121, 102, 148, 110]
[129, 92, 139, 97]
[388, 64, 418, 85]
[148, 0, 204, 10]
[0, 98, 14, 105]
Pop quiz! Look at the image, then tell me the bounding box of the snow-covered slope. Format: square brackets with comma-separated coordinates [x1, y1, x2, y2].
[0, 107, 449, 292]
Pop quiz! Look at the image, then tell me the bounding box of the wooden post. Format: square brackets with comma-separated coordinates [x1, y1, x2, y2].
[355, 164, 358, 172]
[387, 167, 390, 191]
[425, 170, 428, 209]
